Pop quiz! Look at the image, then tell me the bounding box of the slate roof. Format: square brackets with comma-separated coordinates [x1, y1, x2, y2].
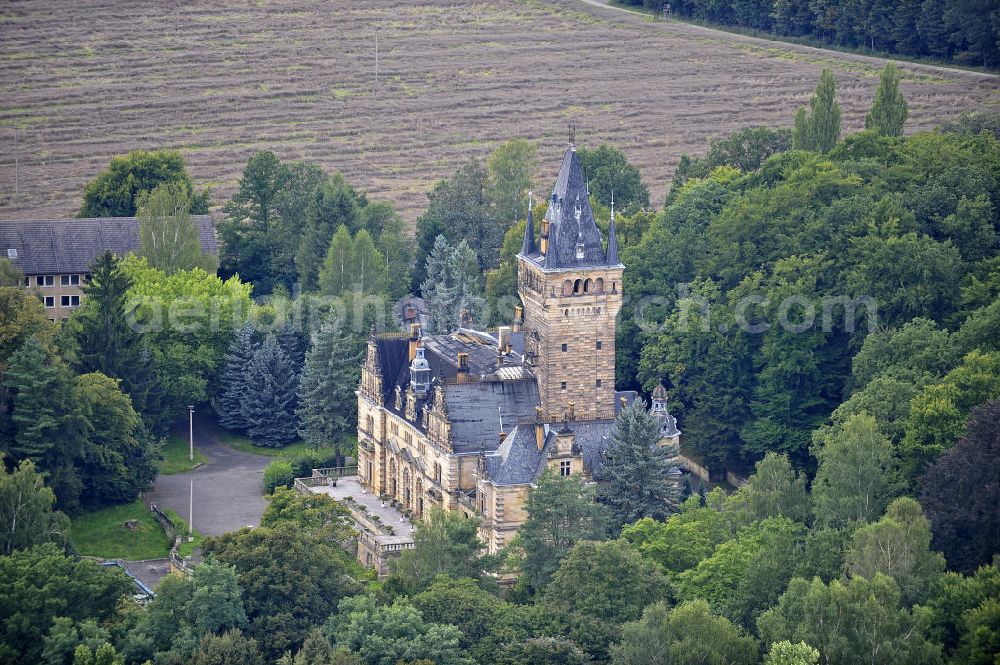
[482, 390, 638, 487]
[444, 380, 539, 454]
[519, 146, 615, 271]
[375, 329, 539, 455]
[0, 216, 217, 275]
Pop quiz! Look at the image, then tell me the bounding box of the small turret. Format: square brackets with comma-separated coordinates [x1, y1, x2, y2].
[607, 190, 620, 266]
[521, 191, 535, 255]
[410, 344, 431, 396]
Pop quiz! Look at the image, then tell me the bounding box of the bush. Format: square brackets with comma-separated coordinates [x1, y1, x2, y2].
[263, 460, 294, 494]
[285, 448, 338, 478]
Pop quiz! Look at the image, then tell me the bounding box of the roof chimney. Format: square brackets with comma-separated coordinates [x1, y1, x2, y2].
[535, 406, 545, 451]
[408, 323, 421, 361]
[498, 326, 512, 355]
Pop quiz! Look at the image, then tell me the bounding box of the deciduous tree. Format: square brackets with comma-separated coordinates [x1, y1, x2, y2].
[137, 182, 218, 275]
[79, 149, 208, 218]
[611, 600, 759, 665]
[517, 469, 611, 593]
[792, 69, 841, 153]
[919, 400, 1000, 574]
[865, 62, 908, 137]
[0, 458, 69, 555]
[811, 413, 899, 528]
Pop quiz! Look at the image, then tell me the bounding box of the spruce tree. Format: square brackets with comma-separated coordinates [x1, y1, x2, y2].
[297, 318, 361, 465]
[216, 323, 259, 430]
[865, 62, 908, 137]
[421, 235, 483, 333]
[240, 336, 299, 447]
[71, 251, 156, 422]
[791, 69, 841, 153]
[599, 400, 684, 530]
[421, 235, 460, 334]
[3, 336, 84, 509]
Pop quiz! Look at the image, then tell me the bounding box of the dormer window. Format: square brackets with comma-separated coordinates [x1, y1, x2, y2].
[6, 248, 15, 258]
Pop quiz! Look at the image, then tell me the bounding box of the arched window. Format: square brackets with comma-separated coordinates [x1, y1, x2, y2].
[562, 279, 573, 296]
[584, 278, 592, 293]
[573, 279, 582, 294]
[594, 278, 604, 294]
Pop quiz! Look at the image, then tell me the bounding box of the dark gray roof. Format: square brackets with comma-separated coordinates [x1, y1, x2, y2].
[0, 216, 217, 275]
[375, 329, 540, 455]
[484, 425, 548, 486]
[519, 147, 611, 271]
[483, 418, 618, 486]
[444, 379, 539, 454]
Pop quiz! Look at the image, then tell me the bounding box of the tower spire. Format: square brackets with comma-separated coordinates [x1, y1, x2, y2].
[606, 189, 620, 265]
[521, 191, 535, 255]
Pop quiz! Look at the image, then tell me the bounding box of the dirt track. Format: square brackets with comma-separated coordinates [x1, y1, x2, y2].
[1, 0, 996, 223]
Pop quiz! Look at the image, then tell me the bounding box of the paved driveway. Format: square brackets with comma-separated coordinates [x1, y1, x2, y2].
[145, 416, 269, 536]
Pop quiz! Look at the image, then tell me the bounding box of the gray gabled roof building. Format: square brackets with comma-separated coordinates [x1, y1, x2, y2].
[0, 215, 217, 276]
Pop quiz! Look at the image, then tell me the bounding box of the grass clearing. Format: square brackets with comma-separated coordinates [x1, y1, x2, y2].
[159, 434, 209, 475]
[70, 500, 172, 560]
[216, 429, 312, 458]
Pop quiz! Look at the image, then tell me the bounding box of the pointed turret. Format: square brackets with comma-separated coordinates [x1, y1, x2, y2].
[521, 191, 535, 255]
[607, 191, 620, 266]
[539, 146, 607, 270]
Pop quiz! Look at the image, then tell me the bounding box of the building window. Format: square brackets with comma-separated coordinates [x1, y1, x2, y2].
[60, 275, 80, 286]
[434, 463, 442, 484]
[560, 460, 571, 476]
[596, 340, 602, 350]
[561, 343, 568, 352]
[60, 295, 80, 308]
[43, 296, 54, 308]
[366, 414, 374, 434]
[560, 381, 567, 391]
[36, 275, 54, 287]
[6, 248, 16, 259]
[23, 276, 29, 287]
[596, 379, 602, 387]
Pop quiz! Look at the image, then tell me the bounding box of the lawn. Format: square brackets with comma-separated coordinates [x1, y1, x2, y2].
[70, 500, 172, 560]
[159, 434, 209, 474]
[216, 429, 312, 458]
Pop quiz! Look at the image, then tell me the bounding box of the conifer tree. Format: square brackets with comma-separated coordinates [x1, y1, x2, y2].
[599, 400, 684, 530]
[421, 235, 483, 334]
[241, 336, 299, 447]
[297, 318, 361, 464]
[865, 62, 908, 137]
[216, 323, 259, 430]
[70, 251, 157, 425]
[3, 336, 84, 509]
[791, 69, 841, 153]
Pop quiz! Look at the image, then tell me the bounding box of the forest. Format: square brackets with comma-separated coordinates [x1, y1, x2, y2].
[1, 64, 999, 664]
[617, 0, 1000, 67]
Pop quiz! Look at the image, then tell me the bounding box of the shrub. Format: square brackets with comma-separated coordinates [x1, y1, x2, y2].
[263, 460, 294, 494]
[285, 448, 338, 478]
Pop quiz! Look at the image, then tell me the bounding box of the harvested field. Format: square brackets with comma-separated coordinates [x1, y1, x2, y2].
[1, 0, 997, 224]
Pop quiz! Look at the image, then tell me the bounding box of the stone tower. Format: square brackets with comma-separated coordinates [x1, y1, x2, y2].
[516, 144, 624, 422]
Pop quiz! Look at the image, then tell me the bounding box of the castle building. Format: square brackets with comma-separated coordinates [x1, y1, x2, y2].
[356, 144, 679, 556]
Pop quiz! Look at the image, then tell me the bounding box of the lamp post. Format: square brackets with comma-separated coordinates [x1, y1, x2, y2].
[188, 405, 194, 462]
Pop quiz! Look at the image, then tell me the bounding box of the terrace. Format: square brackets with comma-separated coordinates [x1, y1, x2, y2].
[295, 471, 414, 576]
